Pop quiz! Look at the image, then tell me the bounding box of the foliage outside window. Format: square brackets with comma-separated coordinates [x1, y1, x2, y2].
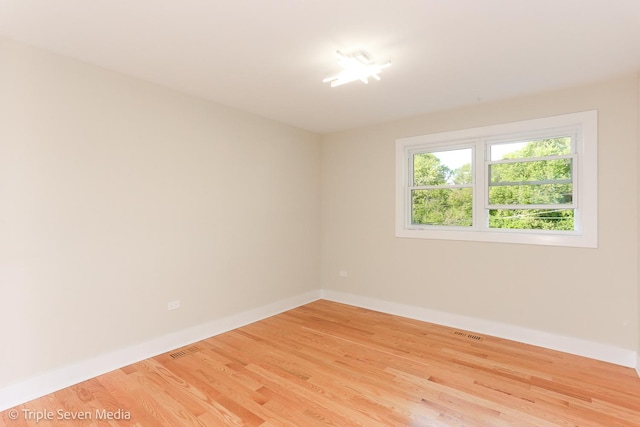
[396, 111, 597, 247]
[411, 148, 473, 227]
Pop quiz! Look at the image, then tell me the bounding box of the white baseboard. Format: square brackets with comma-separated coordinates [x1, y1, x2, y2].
[637, 354, 640, 378]
[320, 289, 638, 369]
[0, 290, 322, 412]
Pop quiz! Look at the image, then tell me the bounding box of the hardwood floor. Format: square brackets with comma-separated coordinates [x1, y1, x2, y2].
[2, 299, 640, 426]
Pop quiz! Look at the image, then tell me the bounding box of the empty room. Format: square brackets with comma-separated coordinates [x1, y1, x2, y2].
[1, 1, 640, 425]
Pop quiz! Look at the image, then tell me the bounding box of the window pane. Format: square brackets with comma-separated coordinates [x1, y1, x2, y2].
[412, 188, 472, 226]
[490, 137, 571, 161]
[489, 209, 574, 230]
[489, 183, 573, 205]
[413, 148, 472, 186]
[489, 158, 572, 184]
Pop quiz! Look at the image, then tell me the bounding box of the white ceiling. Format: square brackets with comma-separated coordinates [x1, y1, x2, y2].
[2, 0, 640, 134]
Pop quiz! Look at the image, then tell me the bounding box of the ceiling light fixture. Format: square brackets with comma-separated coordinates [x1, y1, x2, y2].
[323, 50, 391, 87]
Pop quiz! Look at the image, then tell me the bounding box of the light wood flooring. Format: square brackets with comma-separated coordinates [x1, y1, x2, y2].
[2, 299, 640, 426]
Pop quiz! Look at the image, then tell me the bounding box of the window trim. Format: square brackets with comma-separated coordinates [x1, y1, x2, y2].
[395, 110, 597, 248]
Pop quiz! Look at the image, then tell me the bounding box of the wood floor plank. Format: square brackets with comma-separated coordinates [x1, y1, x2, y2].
[2, 300, 640, 426]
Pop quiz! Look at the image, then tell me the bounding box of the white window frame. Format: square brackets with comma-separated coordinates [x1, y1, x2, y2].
[395, 110, 597, 248]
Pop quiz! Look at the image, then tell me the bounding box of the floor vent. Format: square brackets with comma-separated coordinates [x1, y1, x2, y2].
[169, 345, 202, 359]
[453, 331, 483, 341]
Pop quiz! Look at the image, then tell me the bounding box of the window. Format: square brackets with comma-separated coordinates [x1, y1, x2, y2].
[395, 111, 597, 247]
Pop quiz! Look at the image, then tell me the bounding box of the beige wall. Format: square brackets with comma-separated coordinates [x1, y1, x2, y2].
[321, 75, 639, 351]
[0, 38, 321, 388]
